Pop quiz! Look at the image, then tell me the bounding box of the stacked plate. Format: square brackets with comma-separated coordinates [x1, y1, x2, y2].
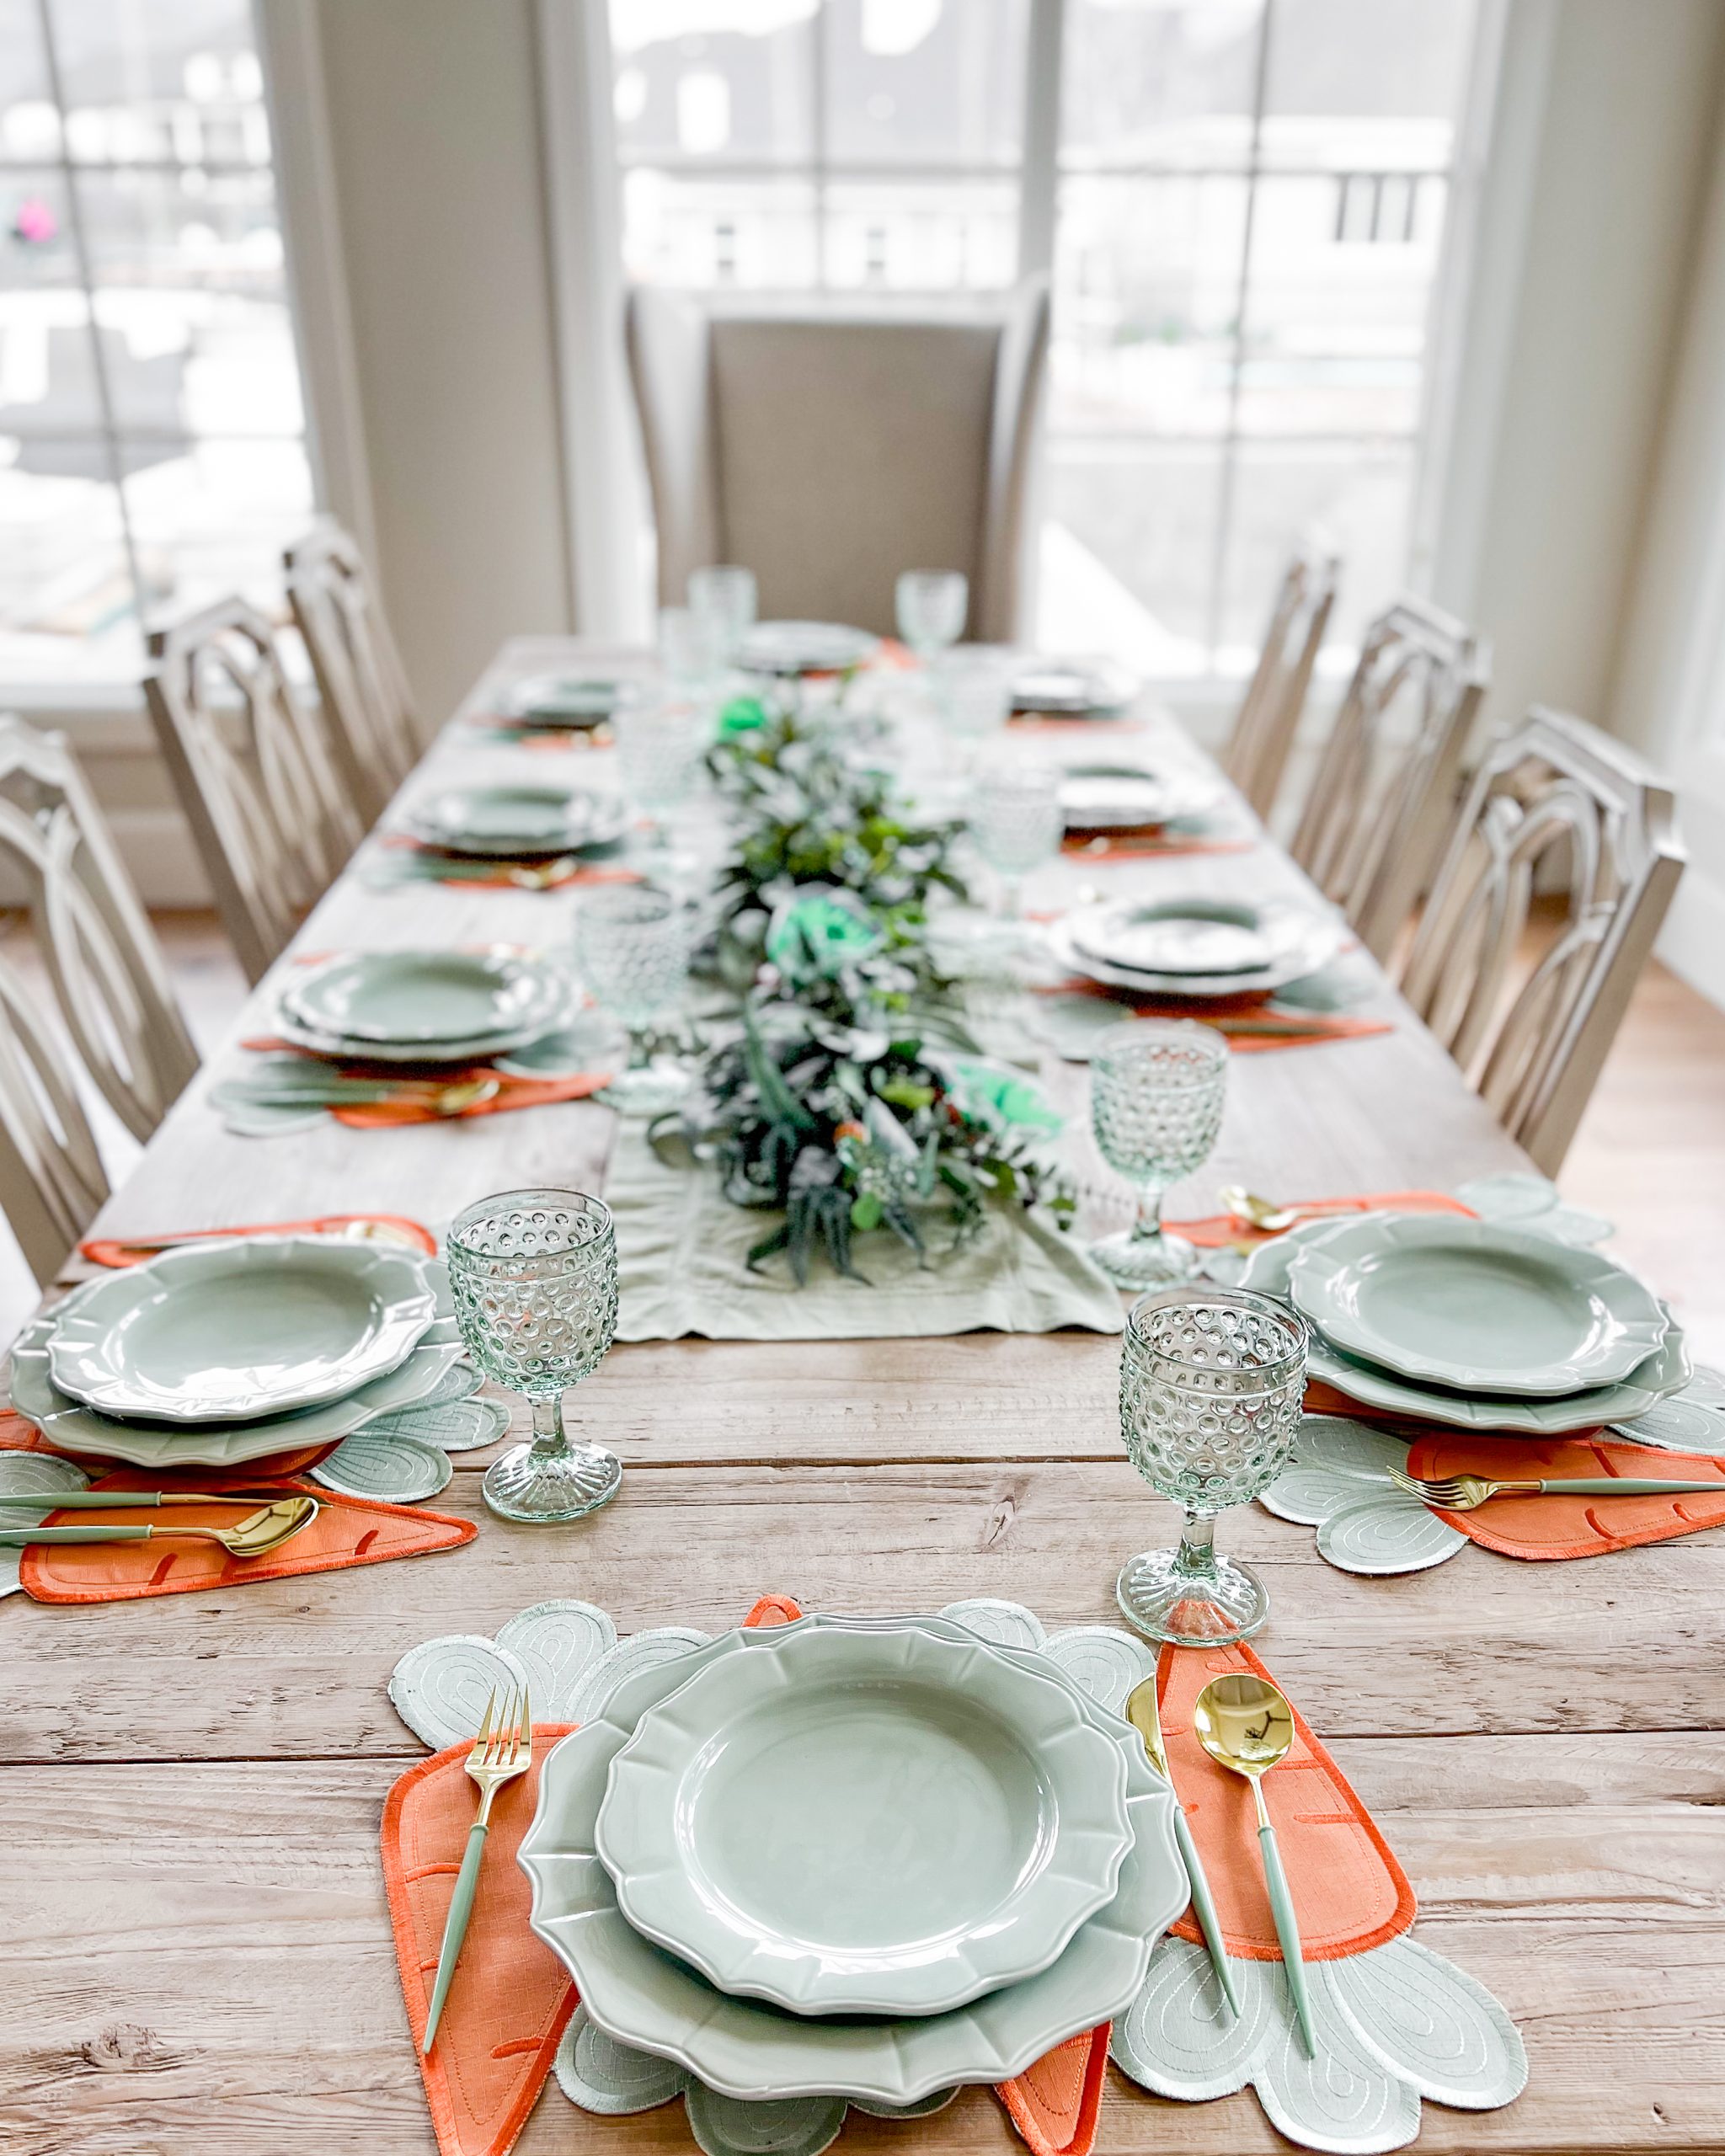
[495, 673, 646, 729]
[738, 620, 879, 676]
[1049, 895, 1344, 999]
[1058, 763, 1221, 833]
[275, 947, 577, 1064]
[1012, 658, 1137, 719]
[1242, 1212, 1691, 1433]
[10, 1235, 464, 1467]
[402, 782, 627, 860]
[521, 1613, 1187, 2105]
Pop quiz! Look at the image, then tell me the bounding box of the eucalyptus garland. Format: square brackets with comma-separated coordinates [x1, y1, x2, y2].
[659, 692, 1072, 1283]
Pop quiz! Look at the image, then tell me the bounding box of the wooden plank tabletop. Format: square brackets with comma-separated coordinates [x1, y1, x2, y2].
[3, 638, 1718, 2156]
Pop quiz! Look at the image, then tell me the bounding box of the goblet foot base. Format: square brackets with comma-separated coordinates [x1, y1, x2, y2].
[482, 1441, 622, 1524]
[1116, 1546, 1270, 1646]
[599, 1059, 692, 1118]
[1089, 1227, 1199, 1289]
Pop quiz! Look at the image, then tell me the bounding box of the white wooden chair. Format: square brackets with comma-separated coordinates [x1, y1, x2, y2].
[0, 718, 199, 1282]
[626, 279, 1049, 640]
[1221, 541, 1338, 821]
[285, 519, 419, 823]
[145, 598, 362, 985]
[1399, 709, 1684, 1175]
[1290, 596, 1488, 963]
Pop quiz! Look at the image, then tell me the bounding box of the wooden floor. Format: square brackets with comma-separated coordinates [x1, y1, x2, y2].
[2, 905, 1718, 1364]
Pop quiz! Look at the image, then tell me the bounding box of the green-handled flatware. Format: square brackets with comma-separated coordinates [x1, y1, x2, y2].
[1194, 1672, 1316, 2058]
[1390, 1467, 1723, 1509]
[0, 1488, 298, 1509]
[422, 1682, 535, 2053]
[0, 1497, 318, 1559]
[1124, 1676, 1239, 2017]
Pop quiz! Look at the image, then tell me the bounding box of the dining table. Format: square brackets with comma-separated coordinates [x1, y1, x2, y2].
[3, 633, 1722, 2156]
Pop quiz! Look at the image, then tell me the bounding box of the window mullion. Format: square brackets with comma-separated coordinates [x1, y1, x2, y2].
[1018, 0, 1064, 280]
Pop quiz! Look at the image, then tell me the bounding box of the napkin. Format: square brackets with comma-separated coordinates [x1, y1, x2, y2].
[0, 1406, 337, 1481]
[1407, 1433, 1725, 1558]
[19, 1471, 474, 1602]
[78, 1213, 439, 1267]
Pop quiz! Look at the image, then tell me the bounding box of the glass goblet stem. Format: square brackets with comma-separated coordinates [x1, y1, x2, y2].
[1172, 1510, 1218, 1579]
[529, 1390, 569, 1455]
[1130, 1182, 1168, 1246]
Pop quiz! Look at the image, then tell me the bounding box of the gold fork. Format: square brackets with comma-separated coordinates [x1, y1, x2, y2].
[421, 1683, 534, 2053]
[1389, 1466, 1724, 1512]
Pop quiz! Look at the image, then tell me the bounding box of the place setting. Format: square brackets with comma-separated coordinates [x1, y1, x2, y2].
[371, 780, 635, 891]
[213, 944, 619, 1134]
[0, 1230, 483, 1603]
[473, 669, 648, 742]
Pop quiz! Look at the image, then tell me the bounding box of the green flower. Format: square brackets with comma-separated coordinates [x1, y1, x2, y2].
[948, 1059, 1064, 1135]
[716, 694, 768, 737]
[764, 886, 885, 982]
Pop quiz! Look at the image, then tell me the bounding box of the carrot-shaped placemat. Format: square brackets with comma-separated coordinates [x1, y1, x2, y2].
[19, 1472, 473, 1601]
[373, 836, 641, 894]
[1407, 1433, 1725, 1558]
[79, 1212, 438, 1266]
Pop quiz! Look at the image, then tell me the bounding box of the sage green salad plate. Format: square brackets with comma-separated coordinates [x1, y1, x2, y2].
[1049, 901, 1342, 999]
[13, 1273, 462, 1467]
[46, 1237, 440, 1422]
[403, 784, 627, 858]
[1242, 1218, 1690, 1433]
[521, 1614, 1183, 2105]
[594, 1620, 1130, 2017]
[280, 948, 572, 1049]
[1286, 1214, 1669, 1396]
[738, 620, 879, 675]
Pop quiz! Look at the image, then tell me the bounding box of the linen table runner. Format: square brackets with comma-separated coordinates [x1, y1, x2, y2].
[609, 1123, 1125, 1342]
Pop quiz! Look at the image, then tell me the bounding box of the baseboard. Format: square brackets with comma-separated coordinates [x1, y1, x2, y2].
[1656, 870, 1725, 1012]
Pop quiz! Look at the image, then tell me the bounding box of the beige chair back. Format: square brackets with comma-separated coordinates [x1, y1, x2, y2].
[626, 279, 1050, 641]
[0, 718, 200, 1280]
[145, 599, 360, 985]
[285, 519, 419, 822]
[1290, 596, 1487, 963]
[1400, 709, 1684, 1174]
[1222, 542, 1338, 820]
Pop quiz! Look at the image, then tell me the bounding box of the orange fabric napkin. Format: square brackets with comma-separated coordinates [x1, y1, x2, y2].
[1167, 1191, 1471, 1251]
[19, 1472, 474, 1602]
[377, 837, 640, 894]
[1157, 1639, 1416, 1961]
[1041, 979, 1392, 1053]
[239, 1040, 614, 1125]
[79, 1213, 438, 1267]
[0, 1406, 336, 1481]
[1406, 1433, 1725, 1559]
[1061, 831, 1254, 862]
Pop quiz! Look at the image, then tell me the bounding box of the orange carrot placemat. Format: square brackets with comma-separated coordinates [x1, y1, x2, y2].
[1040, 979, 1392, 1052]
[1156, 1638, 1414, 1961]
[376, 836, 640, 894]
[1061, 831, 1255, 862]
[79, 1213, 438, 1266]
[20, 1472, 473, 1601]
[1407, 1433, 1725, 1558]
[1168, 1190, 1470, 1251]
[237, 1041, 613, 1126]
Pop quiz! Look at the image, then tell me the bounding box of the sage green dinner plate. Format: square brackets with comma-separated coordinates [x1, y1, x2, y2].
[12, 1273, 462, 1467]
[1049, 903, 1343, 999]
[46, 1237, 439, 1422]
[403, 784, 626, 858]
[1286, 1213, 1669, 1396]
[280, 948, 572, 1047]
[1057, 764, 1220, 832]
[594, 1620, 1130, 2017]
[1242, 1219, 1690, 1432]
[738, 620, 879, 675]
[521, 1614, 1184, 2105]
[502, 674, 640, 725]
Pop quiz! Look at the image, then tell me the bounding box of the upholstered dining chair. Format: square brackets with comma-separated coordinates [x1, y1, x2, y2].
[285, 518, 419, 823]
[1221, 541, 1339, 821]
[0, 718, 199, 1281]
[1399, 709, 1684, 1175]
[144, 597, 362, 985]
[1290, 596, 1488, 963]
[626, 278, 1050, 640]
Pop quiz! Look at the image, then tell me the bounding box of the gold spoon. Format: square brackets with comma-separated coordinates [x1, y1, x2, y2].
[1193, 1672, 1316, 2057]
[1125, 1678, 1239, 2016]
[0, 1496, 320, 1559]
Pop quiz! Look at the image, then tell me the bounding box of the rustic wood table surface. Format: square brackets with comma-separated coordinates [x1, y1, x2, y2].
[4, 639, 1720, 2156]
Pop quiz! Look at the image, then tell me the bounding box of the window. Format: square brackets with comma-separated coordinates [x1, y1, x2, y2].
[612, 0, 1028, 293]
[611, 0, 1482, 686]
[0, 0, 314, 690]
